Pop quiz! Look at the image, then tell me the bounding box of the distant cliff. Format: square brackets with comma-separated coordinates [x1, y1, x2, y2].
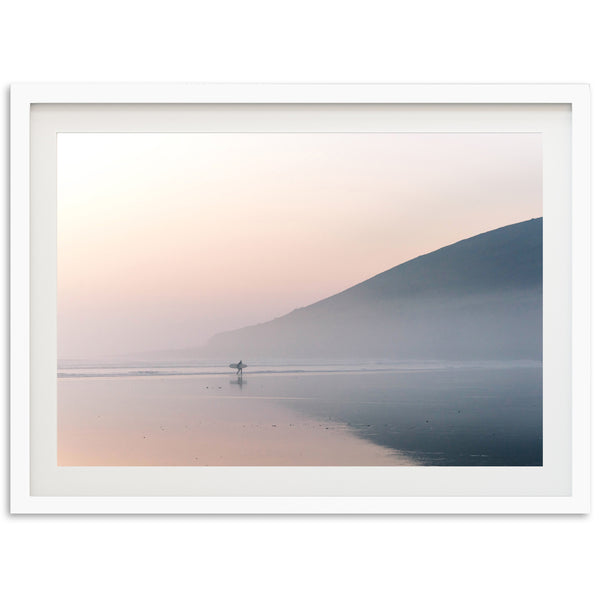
[202, 218, 543, 360]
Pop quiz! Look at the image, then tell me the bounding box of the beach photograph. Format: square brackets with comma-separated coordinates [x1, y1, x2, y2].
[57, 132, 543, 466]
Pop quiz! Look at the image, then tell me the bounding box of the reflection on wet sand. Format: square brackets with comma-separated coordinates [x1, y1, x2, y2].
[58, 375, 414, 466]
[58, 364, 542, 466]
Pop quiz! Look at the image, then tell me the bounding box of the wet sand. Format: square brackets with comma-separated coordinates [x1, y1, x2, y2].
[58, 375, 413, 466]
[58, 364, 542, 466]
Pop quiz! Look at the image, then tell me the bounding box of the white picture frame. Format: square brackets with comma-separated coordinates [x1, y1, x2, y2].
[10, 83, 591, 514]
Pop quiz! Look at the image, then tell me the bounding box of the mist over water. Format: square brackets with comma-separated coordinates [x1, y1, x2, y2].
[203, 219, 542, 361]
[57, 221, 543, 467]
[58, 134, 542, 360]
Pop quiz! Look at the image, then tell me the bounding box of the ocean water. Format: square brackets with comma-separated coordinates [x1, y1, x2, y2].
[57, 360, 542, 466]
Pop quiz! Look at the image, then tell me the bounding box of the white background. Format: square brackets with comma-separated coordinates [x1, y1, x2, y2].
[1, 2, 596, 599]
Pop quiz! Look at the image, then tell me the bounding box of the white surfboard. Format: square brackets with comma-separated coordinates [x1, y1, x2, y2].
[229, 363, 247, 369]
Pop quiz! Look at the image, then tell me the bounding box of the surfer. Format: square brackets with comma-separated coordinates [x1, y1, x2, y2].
[229, 360, 247, 376]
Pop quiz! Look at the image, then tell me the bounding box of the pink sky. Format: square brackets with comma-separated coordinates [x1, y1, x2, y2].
[58, 133, 542, 359]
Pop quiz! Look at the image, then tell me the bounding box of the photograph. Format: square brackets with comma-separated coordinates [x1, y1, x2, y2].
[57, 131, 543, 467]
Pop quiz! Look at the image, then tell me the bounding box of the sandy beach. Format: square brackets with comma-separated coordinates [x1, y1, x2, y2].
[58, 373, 413, 466]
[57, 363, 542, 467]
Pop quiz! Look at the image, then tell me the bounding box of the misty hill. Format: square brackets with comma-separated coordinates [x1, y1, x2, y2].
[203, 218, 543, 360]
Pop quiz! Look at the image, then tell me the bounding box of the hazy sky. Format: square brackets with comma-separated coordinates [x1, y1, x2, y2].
[58, 133, 542, 359]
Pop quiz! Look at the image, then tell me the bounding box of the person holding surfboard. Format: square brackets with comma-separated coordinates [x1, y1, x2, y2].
[229, 360, 247, 375]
